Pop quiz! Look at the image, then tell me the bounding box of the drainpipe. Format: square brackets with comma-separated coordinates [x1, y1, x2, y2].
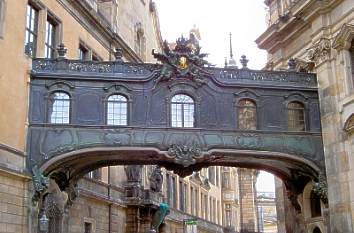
[108, 166, 112, 233]
[238, 168, 243, 231]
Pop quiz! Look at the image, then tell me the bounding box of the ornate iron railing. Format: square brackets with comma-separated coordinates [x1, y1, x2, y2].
[31, 58, 317, 87]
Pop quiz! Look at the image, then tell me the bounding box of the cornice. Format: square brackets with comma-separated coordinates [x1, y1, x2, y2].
[332, 23, 354, 51]
[256, 0, 344, 53]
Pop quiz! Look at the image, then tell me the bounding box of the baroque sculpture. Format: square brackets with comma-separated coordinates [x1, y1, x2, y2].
[149, 166, 163, 192]
[152, 27, 211, 85]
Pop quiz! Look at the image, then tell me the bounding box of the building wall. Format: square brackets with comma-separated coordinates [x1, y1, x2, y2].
[0, 169, 30, 233]
[257, 0, 354, 232]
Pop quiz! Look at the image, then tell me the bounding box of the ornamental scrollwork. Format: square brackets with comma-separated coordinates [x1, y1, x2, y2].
[32, 165, 50, 204]
[167, 144, 203, 167]
[307, 38, 331, 65]
[313, 173, 328, 204]
[152, 28, 212, 86]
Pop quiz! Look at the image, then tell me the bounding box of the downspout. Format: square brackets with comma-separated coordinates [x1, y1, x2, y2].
[238, 168, 243, 231]
[108, 166, 112, 233]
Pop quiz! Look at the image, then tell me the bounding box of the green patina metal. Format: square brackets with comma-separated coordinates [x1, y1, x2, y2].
[151, 203, 170, 230]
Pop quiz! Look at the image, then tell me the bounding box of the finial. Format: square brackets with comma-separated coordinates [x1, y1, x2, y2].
[240, 55, 249, 69]
[56, 43, 67, 59]
[224, 57, 228, 68]
[288, 58, 296, 70]
[114, 48, 123, 62]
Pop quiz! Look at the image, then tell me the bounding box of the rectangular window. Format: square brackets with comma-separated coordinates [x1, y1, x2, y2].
[222, 171, 231, 189]
[45, 18, 56, 58]
[84, 222, 92, 233]
[172, 176, 177, 208]
[87, 169, 101, 180]
[25, 4, 38, 57]
[0, 0, 6, 39]
[78, 44, 89, 60]
[166, 174, 171, 206]
[179, 181, 185, 211]
[225, 204, 232, 227]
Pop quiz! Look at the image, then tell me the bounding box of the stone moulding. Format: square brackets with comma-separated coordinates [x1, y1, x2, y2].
[307, 38, 331, 65]
[344, 113, 354, 133]
[332, 23, 354, 51]
[31, 58, 318, 88]
[166, 144, 204, 167]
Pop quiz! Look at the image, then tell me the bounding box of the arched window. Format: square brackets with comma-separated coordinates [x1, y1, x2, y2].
[171, 94, 194, 128]
[288, 101, 305, 131]
[50, 92, 70, 124]
[313, 227, 322, 233]
[237, 99, 257, 130]
[107, 94, 128, 125]
[310, 191, 322, 218]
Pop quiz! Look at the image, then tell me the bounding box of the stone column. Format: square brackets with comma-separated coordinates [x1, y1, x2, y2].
[238, 168, 258, 232]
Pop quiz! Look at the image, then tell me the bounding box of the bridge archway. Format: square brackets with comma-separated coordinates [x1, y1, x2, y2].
[28, 36, 327, 233]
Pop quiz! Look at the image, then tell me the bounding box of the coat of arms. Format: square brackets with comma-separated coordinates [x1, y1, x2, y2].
[152, 27, 211, 85]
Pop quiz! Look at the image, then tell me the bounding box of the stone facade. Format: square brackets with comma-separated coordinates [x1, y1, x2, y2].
[257, 0, 354, 232]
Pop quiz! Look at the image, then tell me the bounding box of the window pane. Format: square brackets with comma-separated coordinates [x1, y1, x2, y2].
[238, 99, 256, 130]
[25, 4, 37, 57]
[107, 95, 128, 125]
[50, 92, 70, 124]
[171, 94, 194, 127]
[45, 20, 55, 58]
[288, 102, 305, 131]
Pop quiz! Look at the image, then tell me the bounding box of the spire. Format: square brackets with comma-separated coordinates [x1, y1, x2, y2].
[229, 32, 233, 59]
[228, 32, 237, 68]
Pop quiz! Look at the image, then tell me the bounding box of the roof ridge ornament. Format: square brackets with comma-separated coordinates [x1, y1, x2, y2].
[152, 33, 212, 86]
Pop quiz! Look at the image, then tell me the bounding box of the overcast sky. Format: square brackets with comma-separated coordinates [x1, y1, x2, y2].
[153, 0, 268, 69]
[153, 0, 275, 192]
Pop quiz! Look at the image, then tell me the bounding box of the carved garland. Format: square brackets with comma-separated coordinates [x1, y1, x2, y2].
[166, 144, 204, 167]
[307, 38, 331, 65]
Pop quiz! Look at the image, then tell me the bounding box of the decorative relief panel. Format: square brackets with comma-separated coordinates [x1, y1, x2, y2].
[30, 126, 323, 168]
[307, 38, 331, 65]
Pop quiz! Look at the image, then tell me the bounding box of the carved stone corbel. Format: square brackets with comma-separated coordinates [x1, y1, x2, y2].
[166, 144, 204, 167]
[307, 38, 331, 65]
[313, 173, 328, 205]
[32, 165, 50, 205]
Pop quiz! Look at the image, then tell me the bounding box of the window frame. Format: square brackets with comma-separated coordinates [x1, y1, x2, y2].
[25, 3, 39, 57]
[237, 98, 257, 130]
[0, 0, 6, 39]
[106, 94, 129, 126]
[170, 94, 195, 128]
[287, 101, 306, 131]
[44, 16, 58, 58]
[48, 91, 71, 124]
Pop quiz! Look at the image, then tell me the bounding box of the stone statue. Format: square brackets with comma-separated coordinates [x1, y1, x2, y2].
[124, 165, 143, 183]
[149, 166, 163, 192]
[32, 165, 49, 204]
[43, 179, 68, 233]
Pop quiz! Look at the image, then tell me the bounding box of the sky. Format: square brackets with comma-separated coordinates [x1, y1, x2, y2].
[153, 0, 275, 192]
[153, 0, 268, 69]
